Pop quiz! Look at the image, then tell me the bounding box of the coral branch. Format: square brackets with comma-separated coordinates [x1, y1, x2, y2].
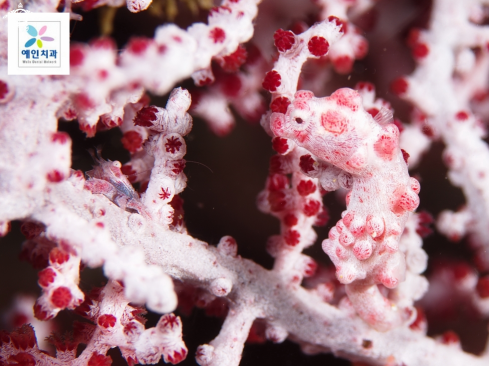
[196, 305, 257, 366]
[6, 181, 487, 365]
[395, 0, 489, 268]
[1, 0, 489, 365]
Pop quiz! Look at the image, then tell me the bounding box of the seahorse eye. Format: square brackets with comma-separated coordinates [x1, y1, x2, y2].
[289, 113, 309, 131]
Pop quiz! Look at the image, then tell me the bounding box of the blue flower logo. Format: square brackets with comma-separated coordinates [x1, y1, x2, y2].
[25, 25, 54, 48]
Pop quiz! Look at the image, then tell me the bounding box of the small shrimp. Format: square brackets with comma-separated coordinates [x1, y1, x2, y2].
[85, 150, 150, 218]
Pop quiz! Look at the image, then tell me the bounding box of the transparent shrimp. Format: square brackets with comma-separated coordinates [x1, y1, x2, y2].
[85, 150, 150, 218]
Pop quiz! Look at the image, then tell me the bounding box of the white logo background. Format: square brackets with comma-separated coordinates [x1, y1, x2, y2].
[8, 12, 70, 75]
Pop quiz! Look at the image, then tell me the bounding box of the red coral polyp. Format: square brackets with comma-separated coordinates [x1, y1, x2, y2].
[38, 267, 56, 287]
[49, 248, 70, 265]
[477, 276, 489, 298]
[333, 55, 354, 74]
[159, 313, 180, 330]
[47, 170, 65, 183]
[274, 29, 296, 52]
[328, 16, 348, 33]
[270, 96, 291, 114]
[412, 43, 429, 59]
[209, 27, 226, 43]
[297, 180, 316, 196]
[88, 353, 112, 366]
[50, 286, 73, 308]
[303, 199, 320, 216]
[127, 37, 152, 55]
[307, 36, 329, 57]
[271, 137, 289, 154]
[284, 230, 300, 246]
[390, 78, 409, 96]
[267, 173, 289, 191]
[284, 213, 298, 227]
[262, 70, 281, 92]
[165, 136, 183, 154]
[69, 46, 85, 67]
[20, 221, 45, 239]
[134, 106, 159, 127]
[159, 187, 171, 200]
[34, 302, 52, 321]
[165, 348, 188, 364]
[268, 191, 288, 212]
[299, 154, 318, 175]
[218, 45, 247, 72]
[8, 352, 36, 366]
[51, 132, 70, 144]
[121, 130, 143, 153]
[98, 314, 117, 328]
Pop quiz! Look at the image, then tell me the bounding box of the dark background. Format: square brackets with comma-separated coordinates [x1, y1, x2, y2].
[1, 0, 488, 365]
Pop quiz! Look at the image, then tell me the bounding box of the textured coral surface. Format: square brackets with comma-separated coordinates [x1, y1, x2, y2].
[1, 0, 489, 366]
